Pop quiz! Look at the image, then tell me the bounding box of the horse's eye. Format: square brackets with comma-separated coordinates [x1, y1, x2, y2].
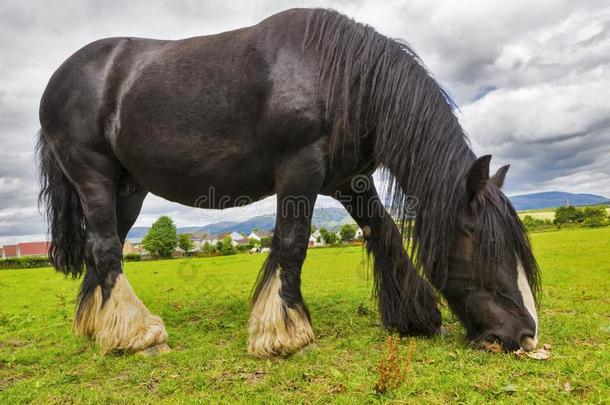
[462, 222, 475, 235]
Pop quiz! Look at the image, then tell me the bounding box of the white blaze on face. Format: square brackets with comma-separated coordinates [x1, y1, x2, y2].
[517, 262, 538, 347]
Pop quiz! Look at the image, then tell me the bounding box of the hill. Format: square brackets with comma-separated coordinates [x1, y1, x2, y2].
[127, 207, 352, 239]
[509, 191, 609, 211]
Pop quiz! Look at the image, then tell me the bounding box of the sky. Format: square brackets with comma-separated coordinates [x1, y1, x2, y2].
[1, 0, 609, 244]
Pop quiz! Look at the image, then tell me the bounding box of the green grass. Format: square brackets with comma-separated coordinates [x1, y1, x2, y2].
[1, 228, 609, 403]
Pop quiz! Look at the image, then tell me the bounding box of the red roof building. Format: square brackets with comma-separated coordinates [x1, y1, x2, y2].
[2, 245, 19, 258]
[17, 242, 50, 257]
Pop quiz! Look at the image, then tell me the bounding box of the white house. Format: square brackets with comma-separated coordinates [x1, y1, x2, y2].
[310, 230, 325, 247]
[248, 231, 261, 241]
[229, 231, 244, 241]
[191, 237, 218, 251]
[219, 231, 250, 246]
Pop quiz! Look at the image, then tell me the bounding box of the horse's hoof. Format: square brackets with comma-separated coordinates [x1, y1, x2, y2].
[435, 326, 448, 336]
[136, 343, 171, 356]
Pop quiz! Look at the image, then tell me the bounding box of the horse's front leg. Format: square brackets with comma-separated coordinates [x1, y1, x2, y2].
[336, 176, 443, 336]
[247, 148, 325, 358]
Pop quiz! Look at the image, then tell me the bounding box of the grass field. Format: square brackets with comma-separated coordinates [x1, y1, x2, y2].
[1, 228, 609, 403]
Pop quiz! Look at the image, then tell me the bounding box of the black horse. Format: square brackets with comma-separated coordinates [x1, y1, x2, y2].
[37, 8, 540, 357]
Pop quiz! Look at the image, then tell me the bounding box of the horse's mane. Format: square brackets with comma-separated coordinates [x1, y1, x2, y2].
[303, 8, 540, 296]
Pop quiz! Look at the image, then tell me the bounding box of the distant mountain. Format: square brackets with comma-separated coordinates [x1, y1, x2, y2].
[126, 207, 352, 240]
[214, 215, 276, 235]
[197, 221, 239, 234]
[126, 227, 149, 239]
[509, 191, 609, 211]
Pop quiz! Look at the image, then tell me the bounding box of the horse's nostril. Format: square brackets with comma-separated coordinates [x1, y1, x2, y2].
[519, 335, 537, 351]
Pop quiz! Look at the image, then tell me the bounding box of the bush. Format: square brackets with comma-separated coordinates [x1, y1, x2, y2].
[235, 244, 250, 253]
[196, 241, 217, 257]
[123, 253, 141, 262]
[521, 215, 555, 232]
[259, 237, 272, 248]
[554, 206, 584, 225]
[177, 233, 194, 254]
[553, 205, 608, 228]
[583, 206, 606, 224]
[339, 224, 356, 242]
[320, 228, 337, 245]
[583, 216, 604, 228]
[220, 236, 236, 256]
[0, 256, 50, 269]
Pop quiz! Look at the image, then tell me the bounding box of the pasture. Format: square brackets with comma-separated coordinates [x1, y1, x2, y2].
[1, 227, 609, 403]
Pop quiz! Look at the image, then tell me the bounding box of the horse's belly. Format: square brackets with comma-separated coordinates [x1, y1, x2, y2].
[115, 133, 273, 208]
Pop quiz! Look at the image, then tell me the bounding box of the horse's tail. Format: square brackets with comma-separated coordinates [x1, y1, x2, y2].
[36, 129, 86, 278]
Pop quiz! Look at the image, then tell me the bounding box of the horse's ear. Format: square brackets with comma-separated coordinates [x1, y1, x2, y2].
[490, 164, 510, 188]
[467, 155, 492, 197]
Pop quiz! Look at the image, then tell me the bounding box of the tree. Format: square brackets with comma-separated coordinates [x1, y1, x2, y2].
[177, 234, 194, 254]
[260, 237, 272, 248]
[220, 235, 236, 255]
[311, 224, 318, 233]
[521, 215, 554, 232]
[339, 224, 356, 241]
[201, 241, 215, 256]
[583, 206, 606, 220]
[320, 228, 337, 245]
[142, 216, 177, 258]
[553, 206, 584, 225]
[582, 206, 606, 227]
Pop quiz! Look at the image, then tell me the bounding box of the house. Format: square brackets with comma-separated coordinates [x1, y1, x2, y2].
[229, 231, 245, 241]
[18, 242, 50, 257]
[310, 230, 325, 247]
[202, 238, 219, 248]
[123, 240, 140, 255]
[125, 238, 147, 255]
[188, 233, 218, 251]
[1, 242, 50, 259]
[2, 245, 19, 259]
[248, 231, 261, 241]
[218, 231, 249, 246]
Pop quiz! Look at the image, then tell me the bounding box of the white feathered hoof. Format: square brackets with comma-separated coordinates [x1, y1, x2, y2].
[74, 273, 169, 354]
[247, 269, 314, 358]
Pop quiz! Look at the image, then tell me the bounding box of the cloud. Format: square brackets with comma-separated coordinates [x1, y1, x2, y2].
[0, 0, 608, 241]
[458, 6, 610, 195]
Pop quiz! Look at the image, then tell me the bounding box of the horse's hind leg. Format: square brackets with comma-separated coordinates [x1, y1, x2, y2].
[248, 150, 325, 357]
[69, 162, 168, 354]
[336, 176, 442, 336]
[116, 186, 148, 244]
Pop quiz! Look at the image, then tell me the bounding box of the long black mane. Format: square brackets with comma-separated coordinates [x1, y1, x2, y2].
[304, 9, 539, 295]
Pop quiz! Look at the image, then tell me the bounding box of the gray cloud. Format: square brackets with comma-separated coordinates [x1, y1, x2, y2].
[0, 0, 608, 241]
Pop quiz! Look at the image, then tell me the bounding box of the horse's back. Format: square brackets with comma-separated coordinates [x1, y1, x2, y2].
[39, 9, 332, 206]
